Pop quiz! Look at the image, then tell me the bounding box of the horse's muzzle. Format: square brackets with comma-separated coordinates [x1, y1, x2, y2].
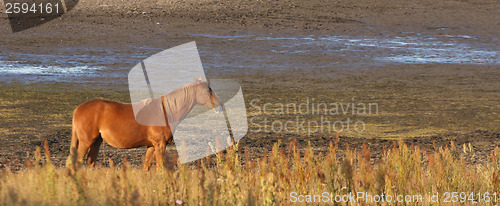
[214, 104, 223, 113]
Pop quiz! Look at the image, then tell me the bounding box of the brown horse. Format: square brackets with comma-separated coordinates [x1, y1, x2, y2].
[69, 77, 222, 170]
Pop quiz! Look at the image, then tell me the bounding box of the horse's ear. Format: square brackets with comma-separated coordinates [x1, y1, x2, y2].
[198, 76, 203, 81]
[193, 77, 198, 82]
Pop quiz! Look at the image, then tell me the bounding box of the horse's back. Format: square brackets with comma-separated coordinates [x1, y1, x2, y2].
[75, 99, 117, 115]
[73, 99, 130, 125]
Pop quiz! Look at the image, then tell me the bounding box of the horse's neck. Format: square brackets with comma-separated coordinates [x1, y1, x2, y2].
[163, 87, 197, 130]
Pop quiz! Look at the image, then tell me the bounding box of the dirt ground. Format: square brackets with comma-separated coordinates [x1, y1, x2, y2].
[0, 0, 499, 170]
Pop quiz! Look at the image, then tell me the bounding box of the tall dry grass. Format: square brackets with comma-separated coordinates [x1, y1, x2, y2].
[1, 135, 500, 205]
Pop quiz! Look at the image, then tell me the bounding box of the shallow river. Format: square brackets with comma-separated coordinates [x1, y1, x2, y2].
[1, 33, 498, 83]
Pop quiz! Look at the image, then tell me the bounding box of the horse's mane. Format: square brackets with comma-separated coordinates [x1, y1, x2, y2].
[160, 80, 208, 130]
[133, 80, 206, 127]
[162, 80, 206, 105]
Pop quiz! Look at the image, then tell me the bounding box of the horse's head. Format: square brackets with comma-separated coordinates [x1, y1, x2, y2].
[194, 77, 223, 113]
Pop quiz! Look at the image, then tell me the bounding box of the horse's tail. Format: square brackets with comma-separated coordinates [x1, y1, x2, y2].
[68, 111, 79, 166]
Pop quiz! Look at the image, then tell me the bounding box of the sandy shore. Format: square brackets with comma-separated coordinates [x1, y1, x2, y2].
[1, 0, 500, 38]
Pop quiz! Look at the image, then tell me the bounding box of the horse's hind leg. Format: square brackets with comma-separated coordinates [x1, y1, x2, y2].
[86, 135, 103, 167]
[74, 124, 99, 165]
[77, 137, 92, 165]
[142, 146, 155, 171]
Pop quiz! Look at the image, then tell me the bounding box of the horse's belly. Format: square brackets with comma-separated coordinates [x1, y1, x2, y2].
[100, 130, 150, 149]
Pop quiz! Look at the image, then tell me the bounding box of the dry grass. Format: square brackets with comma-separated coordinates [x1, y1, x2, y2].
[1, 135, 500, 205]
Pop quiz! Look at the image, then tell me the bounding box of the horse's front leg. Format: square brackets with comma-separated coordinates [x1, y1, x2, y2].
[154, 140, 166, 170]
[143, 146, 155, 171]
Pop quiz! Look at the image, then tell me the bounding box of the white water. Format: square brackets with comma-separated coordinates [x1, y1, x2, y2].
[194, 33, 500, 65]
[0, 60, 101, 75]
